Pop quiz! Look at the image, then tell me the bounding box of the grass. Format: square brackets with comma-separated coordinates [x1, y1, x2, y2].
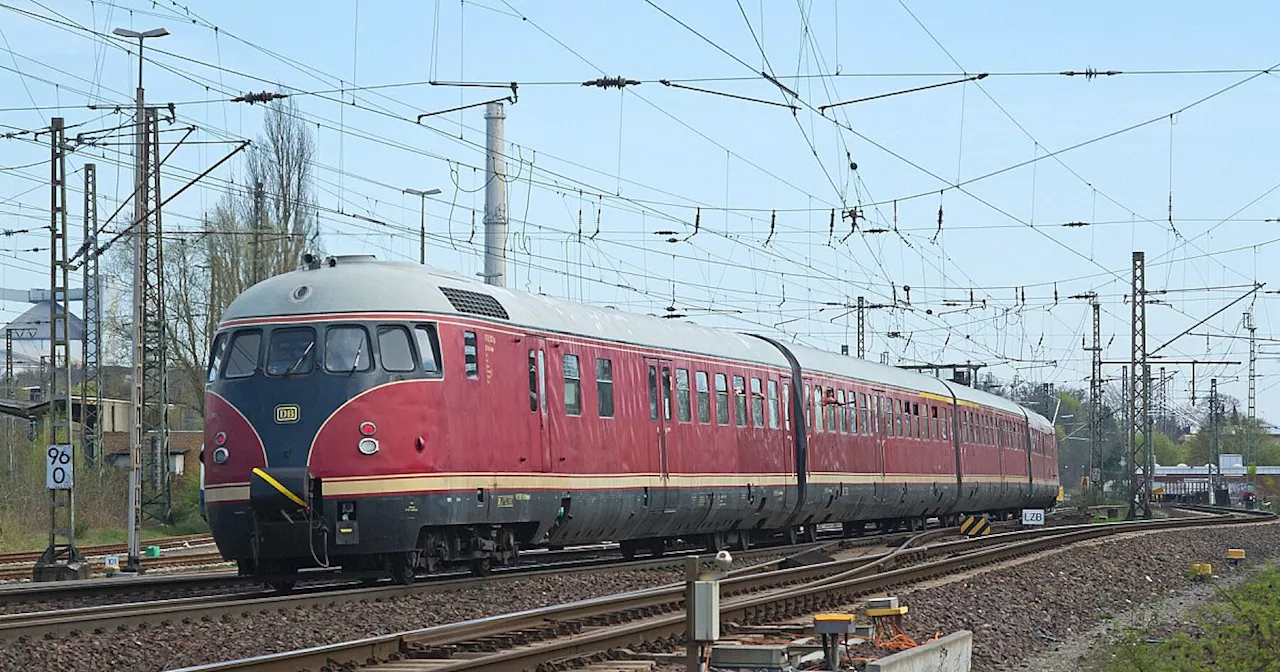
[1095, 564, 1280, 671]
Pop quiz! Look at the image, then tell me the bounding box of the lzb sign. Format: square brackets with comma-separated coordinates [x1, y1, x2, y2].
[1021, 508, 1045, 526]
[46, 444, 73, 490]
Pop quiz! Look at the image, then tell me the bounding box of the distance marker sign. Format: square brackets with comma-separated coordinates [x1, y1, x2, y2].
[46, 444, 73, 490]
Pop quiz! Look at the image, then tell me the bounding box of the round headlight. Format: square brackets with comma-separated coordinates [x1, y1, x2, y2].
[212, 446, 229, 464]
[358, 438, 379, 455]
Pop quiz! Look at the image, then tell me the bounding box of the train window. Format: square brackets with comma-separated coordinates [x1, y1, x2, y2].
[847, 390, 856, 434]
[414, 324, 443, 376]
[206, 333, 227, 383]
[662, 366, 674, 421]
[463, 331, 479, 379]
[377, 326, 416, 373]
[825, 389, 837, 432]
[813, 386, 823, 432]
[675, 369, 691, 423]
[266, 327, 316, 376]
[563, 354, 582, 416]
[912, 403, 921, 439]
[941, 408, 949, 441]
[860, 393, 870, 434]
[803, 385, 811, 427]
[695, 371, 711, 423]
[648, 365, 659, 421]
[733, 376, 747, 427]
[224, 330, 262, 379]
[596, 358, 614, 418]
[529, 350, 539, 412]
[782, 382, 790, 430]
[767, 380, 779, 429]
[931, 406, 939, 440]
[750, 378, 764, 428]
[715, 374, 729, 424]
[836, 390, 846, 433]
[325, 326, 372, 373]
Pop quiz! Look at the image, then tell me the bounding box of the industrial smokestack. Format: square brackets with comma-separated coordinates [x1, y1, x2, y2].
[482, 102, 507, 288]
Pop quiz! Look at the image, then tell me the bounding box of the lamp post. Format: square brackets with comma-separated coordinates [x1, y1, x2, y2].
[112, 25, 168, 575]
[402, 188, 441, 264]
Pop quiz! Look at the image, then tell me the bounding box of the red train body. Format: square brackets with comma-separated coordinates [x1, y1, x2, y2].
[202, 256, 1058, 581]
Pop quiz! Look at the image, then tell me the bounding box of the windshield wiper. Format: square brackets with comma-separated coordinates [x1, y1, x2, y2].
[347, 337, 366, 376]
[283, 342, 314, 377]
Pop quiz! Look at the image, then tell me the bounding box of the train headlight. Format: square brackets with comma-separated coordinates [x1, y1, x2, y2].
[212, 446, 229, 464]
[358, 437, 379, 456]
[359, 421, 377, 437]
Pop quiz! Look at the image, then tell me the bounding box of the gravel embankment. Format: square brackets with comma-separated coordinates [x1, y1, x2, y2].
[898, 521, 1280, 672]
[0, 550, 792, 672]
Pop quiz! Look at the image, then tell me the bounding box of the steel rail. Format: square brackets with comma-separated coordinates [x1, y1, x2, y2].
[175, 507, 1273, 672]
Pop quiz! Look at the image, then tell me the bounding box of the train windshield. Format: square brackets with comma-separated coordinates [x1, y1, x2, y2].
[266, 327, 316, 376]
[325, 326, 373, 373]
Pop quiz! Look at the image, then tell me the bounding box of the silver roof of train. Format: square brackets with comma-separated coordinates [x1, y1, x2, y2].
[222, 256, 1051, 427]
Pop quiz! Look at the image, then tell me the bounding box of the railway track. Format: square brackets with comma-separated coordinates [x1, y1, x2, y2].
[0, 549, 230, 582]
[0, 533, 213, 567]
[174, 506, 1273, 672]
[0, 537, 855, 643]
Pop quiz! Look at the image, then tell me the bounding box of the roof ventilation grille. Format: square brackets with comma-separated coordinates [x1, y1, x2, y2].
[439, 286, 509, 320]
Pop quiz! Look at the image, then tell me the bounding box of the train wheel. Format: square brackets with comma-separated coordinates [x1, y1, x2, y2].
[470, 557, 492, 577]
[649, 540, 666, 558]
[733, 531, 750, 551]
[785, 527, 799, 546]
[620, 540, 638, 560]
[268, 579, 296, 593]
[800, 525, 817, 543]
[389, 558, 416, 585]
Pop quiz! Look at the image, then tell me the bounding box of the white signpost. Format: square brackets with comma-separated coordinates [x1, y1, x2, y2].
[46, 444, 73, 490]
[1021, 508, 1045, 526]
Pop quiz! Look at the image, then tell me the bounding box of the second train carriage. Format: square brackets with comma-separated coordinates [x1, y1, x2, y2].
[201, 255, 1058, 582]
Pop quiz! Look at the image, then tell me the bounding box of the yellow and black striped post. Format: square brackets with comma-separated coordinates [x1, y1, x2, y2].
[959, 515, 991, 537]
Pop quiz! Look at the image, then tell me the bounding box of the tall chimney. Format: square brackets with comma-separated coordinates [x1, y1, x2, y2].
[482, 102, 507, 288]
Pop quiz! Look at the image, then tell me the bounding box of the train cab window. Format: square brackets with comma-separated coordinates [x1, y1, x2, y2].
[325, 326, 372, 373]
[224, 330, 262, 379]
[715, 373, 729, 424]
[206, 333, 227, 383]
[463, 331, 479, 379]
[563, 354, 582, 416]
[675, 369, 691, 422]
[266, 327, 316, 376]
[649, 365, 659, 421]
[733, 376, 747, 427]
[750, 378, 764, 427]
[767, 380, 779, 429]
[596, 358, 614, 418]
[414, 324, 443, 376]
[695, 371, 711, 423]
[377, 326, 416, 373]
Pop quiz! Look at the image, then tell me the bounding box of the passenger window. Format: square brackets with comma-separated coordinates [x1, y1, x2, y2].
[783, 382, 790, 430]
[224, 330, 262, 379]
[325, 326, 372, 373]
[849, 391, 858, 434]
[649, 365, 660, 421]
[661, 366, 673, 421]
[837, 390, 846, 433]
[715, 374, 729, 424]
[463, 331, 479, 379]
[804, 385, 811, 426]
[596, 358, 614, 418]
[414, 324, 443, 376]
[378, 326, 416, 373]
[206, 333, 227, 383]
[563, 354, 581, 416]
[813, 386, 823, 432]
[750, 378, 764, 428]
[767, 380, 779, 429]
[913, 403, 921, 438]
[675, 369, 691, 423]
[733, 376, 747, 427]
[529, 350, 539, 412]
[861, 393, 871, 434]
[266, 327, 316, 376]
[695, 371, 710, 423]
[942, 408, 949, 440]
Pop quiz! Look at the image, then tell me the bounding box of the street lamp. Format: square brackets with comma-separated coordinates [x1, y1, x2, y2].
[402, 188, 441, 265]
[112, 24, 167, 576]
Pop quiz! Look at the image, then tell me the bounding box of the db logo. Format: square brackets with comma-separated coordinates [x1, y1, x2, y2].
[275, 404, 300, 424]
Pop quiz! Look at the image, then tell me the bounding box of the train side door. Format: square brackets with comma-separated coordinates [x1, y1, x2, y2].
[872, 390, 888, 476]
[526, 338, 551, 472]
[645, 358, 675, 512]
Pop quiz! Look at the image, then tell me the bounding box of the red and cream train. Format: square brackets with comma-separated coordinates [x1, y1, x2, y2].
[202, 255, 1058, 582]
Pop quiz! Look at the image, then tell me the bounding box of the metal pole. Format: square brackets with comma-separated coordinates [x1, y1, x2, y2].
[482, 102, 507, 287]
[418, 194, 426, 265]
[1128, 251, 1150, 519]
[127, 98, 148, 572]
[685, 556, 700, 672]
[82, 163, 101, 468]
[4, 328, 12, 476]
[1088, 301, 1102, 500]
[1246, 311, 1257, 494]
[856, 296, 866, 359]
[252, 180, 263, 284]
[1210, 378, 1219, 504]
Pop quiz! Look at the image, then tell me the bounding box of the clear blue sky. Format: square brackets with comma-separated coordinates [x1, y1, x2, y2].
[1, 1, 1277, 429]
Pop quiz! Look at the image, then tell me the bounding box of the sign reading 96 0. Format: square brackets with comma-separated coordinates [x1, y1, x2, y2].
[46, 444, 73, 490]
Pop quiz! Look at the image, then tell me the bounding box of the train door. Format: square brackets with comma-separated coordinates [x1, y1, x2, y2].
[526, 338, 551, 472]
[645, 358, 675, 512]
[872, 390, 888, 475]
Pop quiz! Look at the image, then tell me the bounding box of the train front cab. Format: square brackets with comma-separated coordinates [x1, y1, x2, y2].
[203, 317, 456, 584]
